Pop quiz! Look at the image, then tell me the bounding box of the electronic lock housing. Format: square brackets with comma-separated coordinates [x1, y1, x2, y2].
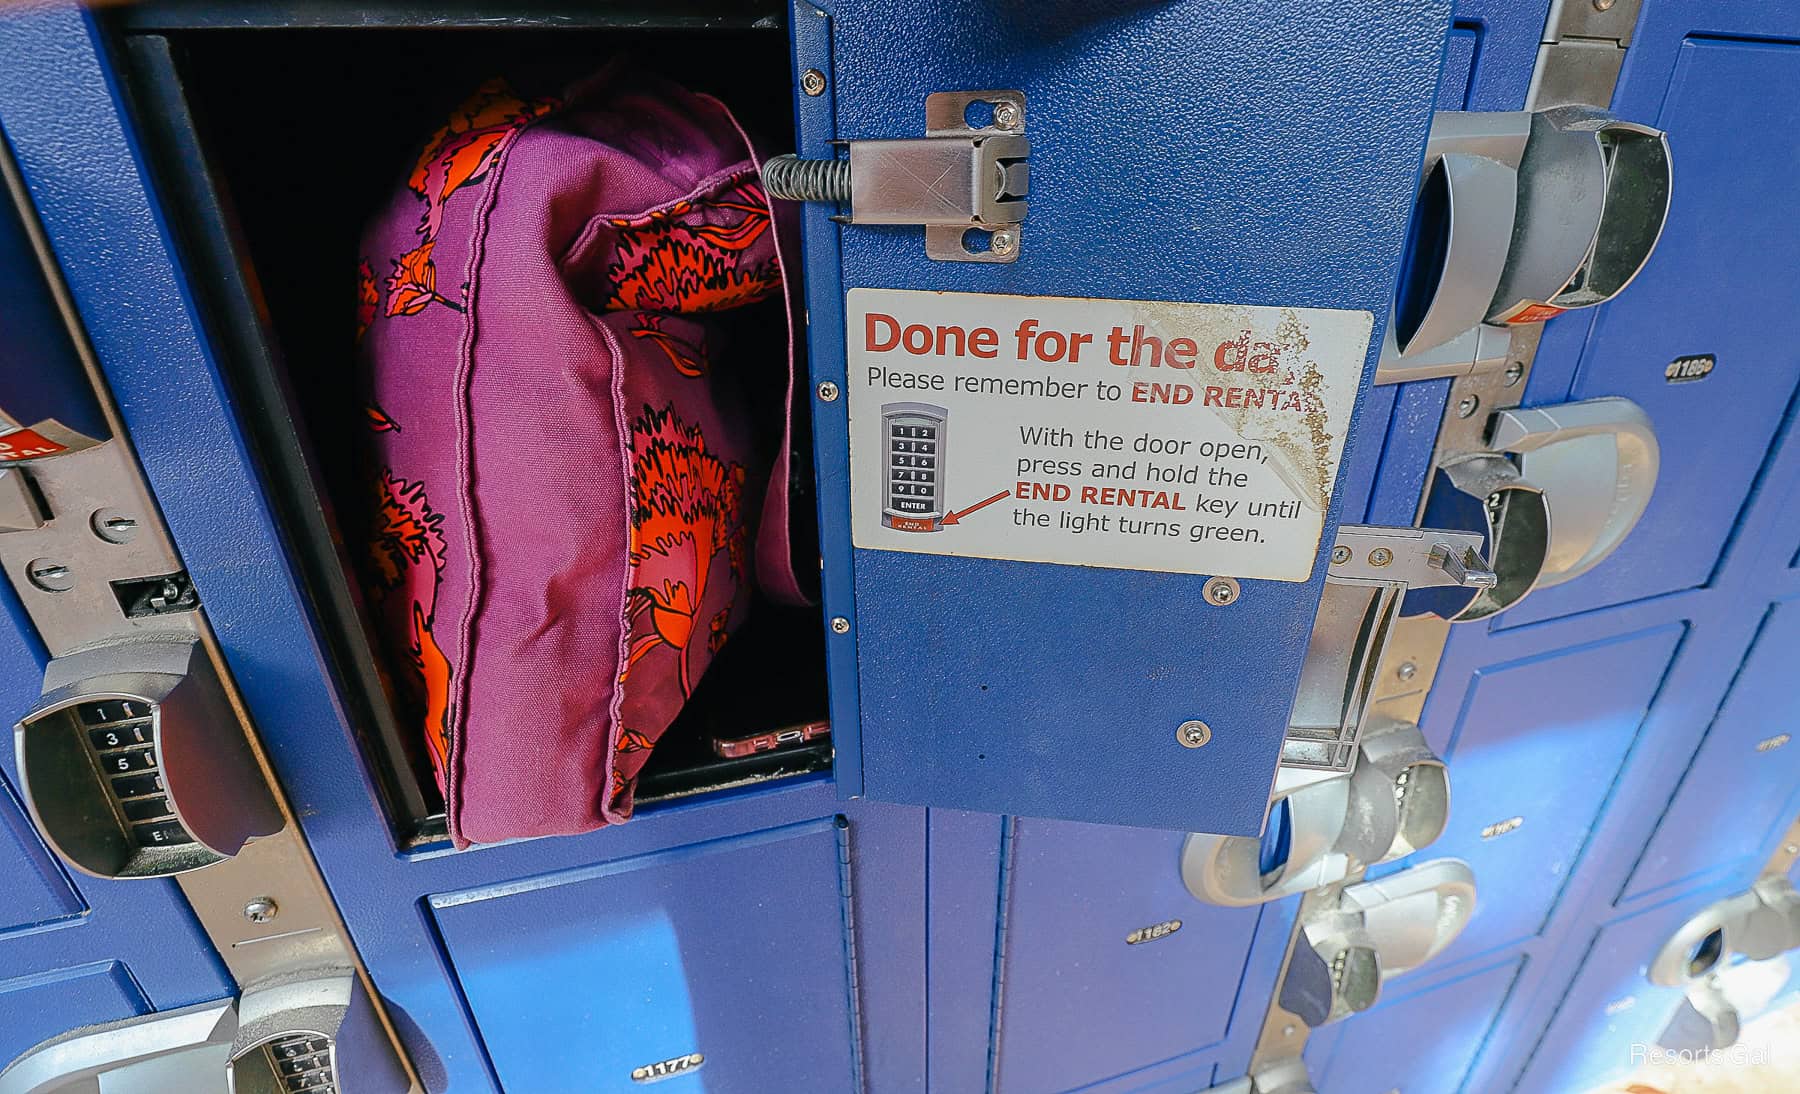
[1649, 878, 1800, 1052]
[1370, 106, 1672, 621]
[1284, 858, 1478, 1025]
[227, 970, 408, 1094]
[1384, 105, 1672, 375]
[1409, 397, 1661, 621]
[1183, 719, 1452, 908]
[15, 638, 280, 879]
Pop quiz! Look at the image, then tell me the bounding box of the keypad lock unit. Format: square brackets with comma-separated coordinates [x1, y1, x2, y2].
[880, 401, 947, 532]
[1182, 721, 1451, 908]
[227, 970, 408, 1094]
[16, 638, 280, 878]
[1378, 106, 1673, 382]
[1410, 397, 1660, 621]
[0, 1000, 236, 1094]
[0, 973, 404, 1094]
[1649, 878, 1800, 1051]
[1286, 858, 1477, 1025]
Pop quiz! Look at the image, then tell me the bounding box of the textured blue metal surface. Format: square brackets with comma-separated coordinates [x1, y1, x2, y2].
[0, 172, 108, 443]
[809, 0, 1454, 834]
[1512, 886, 1729, 1093]
[4, 2, 1798, 1091]
[990, 819, 1258, 1092]
[431, 818, 860, 1093]
[1305, 956, 1521, 1094]
[1626, 601, 1800, 902]
[1403, 625, 1684, 968]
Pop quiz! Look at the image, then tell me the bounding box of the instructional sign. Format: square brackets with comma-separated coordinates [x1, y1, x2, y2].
[846, 289, 1374, 582]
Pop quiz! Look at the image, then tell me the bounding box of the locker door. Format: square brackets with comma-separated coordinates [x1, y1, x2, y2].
[801, 0, 1457, 833]
[0, 126, 233, 1063]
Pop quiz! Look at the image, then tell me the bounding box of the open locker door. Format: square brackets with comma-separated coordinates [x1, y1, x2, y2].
[795, 0, 1457, 833]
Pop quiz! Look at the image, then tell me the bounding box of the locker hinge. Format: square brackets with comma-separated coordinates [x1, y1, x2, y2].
[1531, 0, 1644, 109]
[764, 90, 1030, 263]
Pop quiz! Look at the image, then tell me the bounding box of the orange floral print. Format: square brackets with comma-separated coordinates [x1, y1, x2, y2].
[604, 178, 781, 314]
[615, 728, 654, 754]
[385, 242, 464, 317]
[369, 470, 454, 778]
[629, 313, 708, 378]
[409, 78, 557, 238]
[708, 607, 730, 653]
[412, 604, 453, 773]
[365, 405, 401, 433]
[609, 768, 636, 812]
[355, 259, 379, 342]
[624, 404, 747, 696]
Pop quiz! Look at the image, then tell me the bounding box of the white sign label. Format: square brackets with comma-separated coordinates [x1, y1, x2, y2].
[846, 289, 1373, 582]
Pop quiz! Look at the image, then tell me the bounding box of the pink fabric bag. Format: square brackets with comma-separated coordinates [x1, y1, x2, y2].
[354, 68, 801, 846]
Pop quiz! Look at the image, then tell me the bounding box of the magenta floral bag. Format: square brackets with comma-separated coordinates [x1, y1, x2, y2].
[353, 68, 800, 846]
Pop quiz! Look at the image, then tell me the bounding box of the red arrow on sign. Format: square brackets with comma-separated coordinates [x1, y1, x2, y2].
[941, 490, 1012, 526]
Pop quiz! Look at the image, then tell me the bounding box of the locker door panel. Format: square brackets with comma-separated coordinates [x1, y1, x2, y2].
[1513, 890, 1726, 1094]
[810, 0, 1456, 833]
[1499, 36, 1800, 627]
[1626, 600, 1800, 900]
[0, 962, 152, 1068]
[991, 819, 1259, 1093]
[1305, 957, 1520, 1094]
[430, 818, 859, 1093]
[1397, 625, 1681, 966]
[0, 770, 83, 934]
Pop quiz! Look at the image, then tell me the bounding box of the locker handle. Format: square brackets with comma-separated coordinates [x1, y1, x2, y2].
[1488, 396, 1660, 587]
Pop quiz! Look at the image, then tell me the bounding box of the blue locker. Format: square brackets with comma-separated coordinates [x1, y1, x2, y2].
[1396, 624, 1684, 967]
[801, 0, 1454, 835]
[1498, 32, 1800, 630]
[1, 0, 1799, 1091]
[1291, 3, 1800, 1092]
[430, 818, 862, 1092]
[1627, 601, 1800, 902]
[989, 820, 1259, 1092]
[1305, 956, 1521, 1094]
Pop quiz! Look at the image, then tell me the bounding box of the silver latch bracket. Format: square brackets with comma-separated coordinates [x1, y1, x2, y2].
[765, 90, 1030, 263]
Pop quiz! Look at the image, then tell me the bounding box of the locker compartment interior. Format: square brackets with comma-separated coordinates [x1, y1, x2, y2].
[111, 11, 828, 846]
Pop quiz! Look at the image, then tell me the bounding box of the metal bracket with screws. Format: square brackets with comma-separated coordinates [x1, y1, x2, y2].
[1283, 525, 1494, 772]
[763, 90, 1030, 263]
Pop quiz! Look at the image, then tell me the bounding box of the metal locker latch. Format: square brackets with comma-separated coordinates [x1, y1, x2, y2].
[1409, 396, 1660, 621]
[1649, 878, 1800, 1051]
[1182, 720, 1451, 908]
[764, 90, 1030, 262]
[1283, 524, 1494, 771]
[1377, 106, 1672, 383]
[227, 970, 408, 1094]
[16, 638, 281, 879]
[1288, 858, 1477, 1025]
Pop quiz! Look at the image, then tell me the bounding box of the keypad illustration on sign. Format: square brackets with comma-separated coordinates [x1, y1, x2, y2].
[881, 402, 948, 532]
